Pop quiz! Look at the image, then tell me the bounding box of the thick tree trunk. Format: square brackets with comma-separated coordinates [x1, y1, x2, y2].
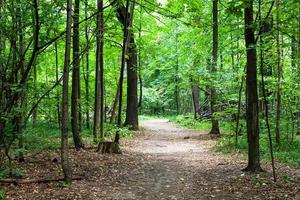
[114, 0, 131, 143]
[125, 36, 139, 130]
[71, 0, 84, 150]
[61, 0, 72, 184]
[243, 0, 261, 172]
[209, 0, 220, 135]
[115, 0, 138, 130]
[94, 0, 104, 140]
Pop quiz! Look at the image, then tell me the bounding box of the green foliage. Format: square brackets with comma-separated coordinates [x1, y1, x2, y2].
[51, 181, 71, 188]
[24, 121, 61, 151]
[215, 131, 300, 167]
[22, 121, 133, 151]
[0, 168, 24, 179]
[170, 115, 300, 167]
[169, 115, 211, 131]
[0, 190, 6, 200]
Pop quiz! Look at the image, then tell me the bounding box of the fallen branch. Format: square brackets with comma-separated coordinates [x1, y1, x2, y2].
[0, 176, 82, 185]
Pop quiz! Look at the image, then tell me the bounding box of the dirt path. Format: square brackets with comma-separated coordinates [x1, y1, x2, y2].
[3, 119, 300, 199]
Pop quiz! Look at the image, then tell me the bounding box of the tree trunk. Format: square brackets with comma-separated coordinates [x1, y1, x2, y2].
[175, 33, 180, 115]
[138, 3, 143, 109]
[94, 0, 104, 140]
[113, 0, 138, 130]
[110, 80, 120, 124]
[16, 0, 25, 162]
[243, 0, 261, 172]
[78, 71, 83, 132]
[99, 0, 104, 138]
[84, 0, 90, 130]
[114, 0, 131, 143]
[191, 79, 200, 119]
[125, 35, 139, 130]
[275, 0, 282, 146]
[209, 0, 220, 135]
[55, 41, 61, 128]
[61, 0, 72, 184]
[32, 65, 38, 128]
[71, 0, 84, 150]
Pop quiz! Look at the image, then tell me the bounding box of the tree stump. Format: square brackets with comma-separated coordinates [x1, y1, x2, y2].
[96, 142, 122, 154]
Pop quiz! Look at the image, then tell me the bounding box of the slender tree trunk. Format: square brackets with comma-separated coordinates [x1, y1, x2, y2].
[71, 0, 84, 150]
[243, 0, 261, 172]
[16, 0, 25, 162]
[61, 0, 72, 184]
[84, 1, 90, 130]
[99, 0, 104, 138]
[191, 78, 200, 119]
[138, 1, 143, 109]
[55, 41, 61, 128]
[32, 64, 38, 127]
[78, 71, 83, 132]
[209, 0, 220, 135]
[110, 80, 120, 124]
[175, 33, 180, 115]
[258, 0, 276, 180]
[235, 74, 244, 141]
[275, 0, 282, 145]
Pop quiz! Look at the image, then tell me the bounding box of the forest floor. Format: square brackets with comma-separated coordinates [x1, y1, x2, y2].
[2, 119, 300, 199]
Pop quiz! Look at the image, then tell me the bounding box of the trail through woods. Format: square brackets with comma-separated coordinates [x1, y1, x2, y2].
[3, 119, 300, 199]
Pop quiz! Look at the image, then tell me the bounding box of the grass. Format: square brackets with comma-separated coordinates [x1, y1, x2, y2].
[0, 190, 6, 200]
[168, 114, 300, 167]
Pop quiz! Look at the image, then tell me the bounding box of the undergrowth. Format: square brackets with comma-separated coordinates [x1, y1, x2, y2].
[168, 115, 300, 167]
[0, 190, 6, 200]
[21, 120, 133, 152]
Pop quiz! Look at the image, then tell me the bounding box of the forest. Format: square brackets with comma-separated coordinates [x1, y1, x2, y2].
[0, 0, 299, 199]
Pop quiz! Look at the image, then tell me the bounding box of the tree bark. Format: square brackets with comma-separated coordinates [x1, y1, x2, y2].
[275, 0, 282, 146]
[71, 0, 84, 150]
[99, 0, 105, 138]
[243, 0, 261, 172]
[84, 1, 90, 130]
[209, 0, 220, 135]
[114, 0, 131, 143]
[55, 41, 61, 128]
[114, 0, 138, 130]
[191, 78, 200, 119]
[61, 0, 72, 184]
[138, 3, 143, 109]
[174, 33, 180, 115]
[125, 35, 139, 130]
[32, 63, 38, 127]
[94, 0, 104, 139]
